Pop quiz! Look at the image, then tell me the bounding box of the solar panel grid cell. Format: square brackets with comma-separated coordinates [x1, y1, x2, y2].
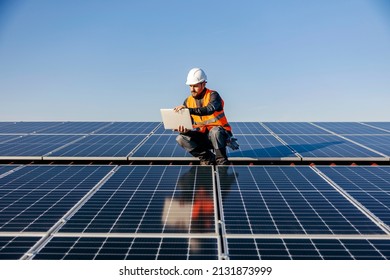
[59, 166, 216, 234]
[0, 236, 40, 260]
[278, 135, 385, 158]
[314, 122, 389, 135]
[33, 236, 219, 260]
[227, 238, 390, 260]
[318, 167, 390, 228]
[48, 135, 147, 157]
[220, 166, 386, 235]
[262, 122, 330, 135]
[0, 166, 113, 232]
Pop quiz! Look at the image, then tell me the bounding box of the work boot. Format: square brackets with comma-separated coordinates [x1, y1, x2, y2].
[199, 150, 216, 166]
[215, 148, 229, 165]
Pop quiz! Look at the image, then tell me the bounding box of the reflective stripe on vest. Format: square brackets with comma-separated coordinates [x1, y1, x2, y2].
[186, 89, 231, 133]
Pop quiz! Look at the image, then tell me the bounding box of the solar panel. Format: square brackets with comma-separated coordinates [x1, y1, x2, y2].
[33, 236, 219, 260]
[0, 165, 113, 232]
[36, 122, 111, 134]
[0, 135, 83, 157]
[228, 135, 298, 159]
[0, 165, 19, 176]
[343, 135, 390, 157]
[0, 121, 389, 261]
[0, 122, 63, 134]
[46, 135, 148, 159]
[0, 236, 41, 260]
[227, 238, 390, 260]
[0, 135, 24, 144]
[130, 135, 192, 158]
[263, 122, 330, 135]
[59, 166, 216, 234]
[230, 122, 270, 135]
[363, 122, 390, 132]
[219, 166, 386, 235]
[93, 122, 160, 134]
[314, 122, 388, 135]
[318, 166, 390, 228]
[277, 135, 385, 159]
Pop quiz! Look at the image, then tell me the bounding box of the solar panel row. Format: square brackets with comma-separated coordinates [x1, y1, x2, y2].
[0, 165, 389, 259]
[0, 122, 389, 161]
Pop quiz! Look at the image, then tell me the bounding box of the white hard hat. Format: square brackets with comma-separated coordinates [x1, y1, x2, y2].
[185, 68, 207, 85]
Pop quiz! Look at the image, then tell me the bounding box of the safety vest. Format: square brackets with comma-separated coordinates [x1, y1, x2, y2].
[186, 89, 231, 133]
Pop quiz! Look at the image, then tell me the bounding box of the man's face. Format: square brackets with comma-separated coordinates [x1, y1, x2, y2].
[189, 82, 205, 98]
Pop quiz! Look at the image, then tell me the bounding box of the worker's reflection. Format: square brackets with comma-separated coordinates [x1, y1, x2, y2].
[161, 166, 237, 255]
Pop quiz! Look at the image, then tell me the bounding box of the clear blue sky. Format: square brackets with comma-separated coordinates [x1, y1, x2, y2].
[0, 0, 389, 122]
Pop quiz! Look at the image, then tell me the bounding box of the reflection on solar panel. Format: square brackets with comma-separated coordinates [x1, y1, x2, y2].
[263, 122, 329, 135]
[278, 135, 384, 159]
[60, 166, 216, 234]
[318, 167, 390, 228]
[0, 122, 389, 260]
[219, 166, 385, 235]
[33, 237, 218, 260]
[227, 238, 390, 260]
[0, 165, 113, 232]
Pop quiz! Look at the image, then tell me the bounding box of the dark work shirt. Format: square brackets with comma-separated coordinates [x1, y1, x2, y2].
[183, 89, 223, 116]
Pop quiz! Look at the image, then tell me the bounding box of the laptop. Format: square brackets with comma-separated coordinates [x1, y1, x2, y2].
[160, 108, 193, 130]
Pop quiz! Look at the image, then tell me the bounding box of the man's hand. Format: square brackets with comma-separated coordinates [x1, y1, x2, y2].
[174, 105, 186, 112]
[174, 125, 189, 133]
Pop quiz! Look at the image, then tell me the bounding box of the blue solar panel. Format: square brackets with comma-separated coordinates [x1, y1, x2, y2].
[33, 236, 219, 260]
[343, 135, 390, 157]
[219, 166, 386, 235]
[36, 122, 110, 134]
[230, 122, 270, 134]
[362, 122, 390, 132]
[60, 166, 216, 234]
[47, 135, 147, 158]
[0, 165, 113, 232]
[278, 135, 385, 158]
[314, 122, 388, 134]
[0, 135, 24, 144]
[0, 122, 63, 134]
[0, 165, 19, 176]
[263, 122, 330, 135]
[228, 135, 297, 159]
[318, 166, 390, 228]
[0, 135, 83, 157]
[0, 236, 40, 260]
[131, 135, 191, 157]
[227, 238, 390, 260]
[94, 122, 160, 134]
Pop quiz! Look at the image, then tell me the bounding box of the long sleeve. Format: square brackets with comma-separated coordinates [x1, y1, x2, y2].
[188, 91, 223, 116]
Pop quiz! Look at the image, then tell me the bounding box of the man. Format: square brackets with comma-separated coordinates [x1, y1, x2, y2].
[174, 68, 237, 165]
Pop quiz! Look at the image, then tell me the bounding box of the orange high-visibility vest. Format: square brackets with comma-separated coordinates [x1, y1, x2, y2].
[186, 89, 231, 133]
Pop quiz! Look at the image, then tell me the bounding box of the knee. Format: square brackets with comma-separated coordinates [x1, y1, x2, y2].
[208, 126, 224, 140]
[176, 134, 186, 147]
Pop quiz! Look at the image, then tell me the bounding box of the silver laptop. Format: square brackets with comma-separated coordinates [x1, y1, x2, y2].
[160, 109, 193, 130]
